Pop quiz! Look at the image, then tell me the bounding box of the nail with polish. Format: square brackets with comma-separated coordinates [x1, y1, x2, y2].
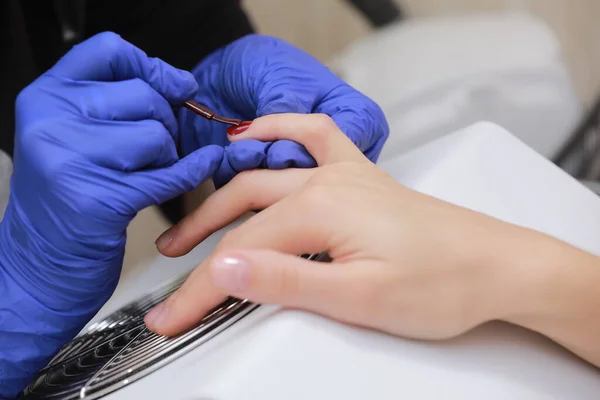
[227, 121, 252, 136]
[155, 226, 176, 251]
[145, 302, 169, 328]
[210, 256, 250, 292]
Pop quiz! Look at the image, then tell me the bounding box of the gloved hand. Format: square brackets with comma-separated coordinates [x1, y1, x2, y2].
[0, 32, 223, 397]
[178, 34, 389, 187]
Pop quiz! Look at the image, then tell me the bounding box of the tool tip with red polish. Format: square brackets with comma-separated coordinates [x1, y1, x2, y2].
[227, 121, 253, 136]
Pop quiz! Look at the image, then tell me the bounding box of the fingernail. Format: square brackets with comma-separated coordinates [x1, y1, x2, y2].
[155, 226, 176, 251]
[210, 255, 250, 292]
[145, 302, 169, 328]
[227, 121, 252, 136]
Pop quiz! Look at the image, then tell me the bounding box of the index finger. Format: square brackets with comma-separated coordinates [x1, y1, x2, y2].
[228, 113, 369, 165]
[47, 32, 198, 104]
[146, 189, 336, 336]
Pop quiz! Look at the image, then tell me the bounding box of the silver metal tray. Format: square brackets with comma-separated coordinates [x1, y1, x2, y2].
[23, 253, 328, 399]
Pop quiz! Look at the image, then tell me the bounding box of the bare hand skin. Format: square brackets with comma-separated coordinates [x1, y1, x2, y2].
[145, 113, 600, 368]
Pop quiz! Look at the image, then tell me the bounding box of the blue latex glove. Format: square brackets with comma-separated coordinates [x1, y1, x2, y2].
[178, 34, 390, 188]
[0, 32, 223, 397]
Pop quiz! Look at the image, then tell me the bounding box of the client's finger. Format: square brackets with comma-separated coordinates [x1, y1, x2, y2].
[157, 168, 314, 257]
[207, 250, 384, 327]
[228, 113, 368, 165]
[147, 190, 338, 336]
[207, 250, 351, 311]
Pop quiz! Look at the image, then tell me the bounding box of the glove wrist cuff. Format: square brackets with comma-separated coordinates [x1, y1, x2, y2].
[0, 258, 88, 397]
[0, 200, 120, 313]
[0, 202, 119, 396]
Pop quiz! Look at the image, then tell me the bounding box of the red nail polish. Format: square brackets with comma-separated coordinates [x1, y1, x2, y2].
[227, 121, 252, 136]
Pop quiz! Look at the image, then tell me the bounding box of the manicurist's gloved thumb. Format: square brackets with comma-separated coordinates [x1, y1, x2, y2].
[128, 145, 223, 210]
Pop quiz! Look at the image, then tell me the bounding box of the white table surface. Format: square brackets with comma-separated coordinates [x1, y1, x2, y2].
[99, 122, 600, 400]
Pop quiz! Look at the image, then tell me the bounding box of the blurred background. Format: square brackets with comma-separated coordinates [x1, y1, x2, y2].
[124, 0, 600, 276]
[246, 0, 600, 108]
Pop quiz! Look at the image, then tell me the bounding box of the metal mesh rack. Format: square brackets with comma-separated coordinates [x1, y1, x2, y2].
[23, 274, 258, 400]
[23, 253, 329, 400]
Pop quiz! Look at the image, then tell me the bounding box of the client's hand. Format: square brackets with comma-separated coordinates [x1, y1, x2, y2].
[179, 34, 389, 188]
[146, 114, 521, 339]
[146, 114, 600, 369]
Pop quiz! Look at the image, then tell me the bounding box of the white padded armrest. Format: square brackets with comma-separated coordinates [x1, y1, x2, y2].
[98, 122, 600, 399]
[331, 13, 581, 160]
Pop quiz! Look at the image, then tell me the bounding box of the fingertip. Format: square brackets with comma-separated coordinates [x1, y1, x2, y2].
[141, 144, 223, 207]
[145, 265, 229, 337]
[177, 68, 198, 85]
[155, 224, 198, 258]
[226, 140, 270, 171]
[180, 145, 224, 184]
[155, 226, 179, 256]
[145, 288, 187, 336]
[144, 302, 169, 334]
[190, 142, 224, 163]
[154, 64, 199, 104]
[266, 140, 316, 169]
[157, 246, 192, 259]
[145, 290, 185, 336]
[203, 145, 226, 171]
[176, 68, 200, 100]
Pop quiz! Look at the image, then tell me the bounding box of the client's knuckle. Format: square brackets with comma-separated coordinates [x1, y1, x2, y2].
[298, 184, 335, 211]
[312, 113, 336, 128]
[310, 114, 337, 136]
[309, 164, 345, 185]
